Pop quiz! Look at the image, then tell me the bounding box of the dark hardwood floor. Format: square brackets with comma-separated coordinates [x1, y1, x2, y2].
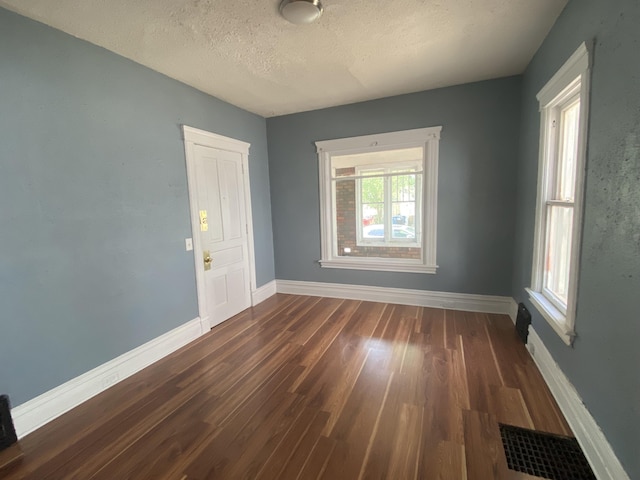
[1, 294, 572, 479]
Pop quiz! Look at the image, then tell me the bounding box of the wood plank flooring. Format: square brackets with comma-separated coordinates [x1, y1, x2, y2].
[1, 294, 572, 480]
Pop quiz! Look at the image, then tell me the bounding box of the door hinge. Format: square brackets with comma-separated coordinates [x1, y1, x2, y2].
[245, 224, 249, 234]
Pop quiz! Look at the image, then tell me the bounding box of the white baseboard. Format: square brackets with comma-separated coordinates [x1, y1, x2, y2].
[276, 280, 513, 315]
[252, 280, 277, 306]
[526, 327, 630, 480]
[11, 317, 203, 439]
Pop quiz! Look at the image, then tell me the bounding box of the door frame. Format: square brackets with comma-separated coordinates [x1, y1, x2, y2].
[182, 125, 257, 333]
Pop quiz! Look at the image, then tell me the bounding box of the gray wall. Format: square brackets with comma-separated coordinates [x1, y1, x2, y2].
[511, 0, 640, 476]
[267, 78, 521, 295]
[0, 8, 275, 406]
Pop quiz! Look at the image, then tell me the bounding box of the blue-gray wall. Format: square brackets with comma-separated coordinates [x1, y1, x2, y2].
[0, 7, 275, 406]
[267, 78, 521, 295]
[511, 0, 639, 476]
[3, 2, 636, 475]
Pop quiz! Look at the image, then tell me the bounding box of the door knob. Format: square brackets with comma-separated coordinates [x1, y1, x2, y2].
[203, 250, 212, 271]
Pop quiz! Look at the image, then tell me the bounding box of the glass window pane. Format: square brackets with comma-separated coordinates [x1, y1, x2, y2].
[362, 203, 384, 227]
[391, 224, 416, 239]
[544, 205, 574, 307]
[391, 174, 416, 202]
[361, 176, 384, 203]
[391, 201, 413, 227]
[556, 99, 580, 201]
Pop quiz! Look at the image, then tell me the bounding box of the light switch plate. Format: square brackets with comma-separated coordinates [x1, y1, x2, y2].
[185, 238, 193, 251]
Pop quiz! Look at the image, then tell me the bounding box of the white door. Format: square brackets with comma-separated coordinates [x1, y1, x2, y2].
[194, 144, 251, 328]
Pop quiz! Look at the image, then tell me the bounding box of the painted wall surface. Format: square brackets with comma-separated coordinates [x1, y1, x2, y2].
[511, 0, 640, 476]
[267, 78, 521, 295]
[0, 8, 275, 406]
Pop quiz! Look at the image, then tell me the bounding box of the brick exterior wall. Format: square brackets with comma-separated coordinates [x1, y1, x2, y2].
[335, 170, 421, 260]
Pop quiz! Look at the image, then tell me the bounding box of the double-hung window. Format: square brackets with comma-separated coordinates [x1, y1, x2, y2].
[528, 42, 591, 345]
[316, 127, 441, 274]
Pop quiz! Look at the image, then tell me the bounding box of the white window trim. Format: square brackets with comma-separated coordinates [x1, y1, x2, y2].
[316, 127, 441, 274]
[528, 42, 591, 346]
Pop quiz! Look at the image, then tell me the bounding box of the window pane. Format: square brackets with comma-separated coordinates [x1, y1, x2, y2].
[544, 205, 574, 307]
[391, 223, 416, 239]
[361, 176, 384, 203]
[362, 203, 384, 227]
[391, 174, 416, 202]
[556, 99, 580, 201]
[392, 202, 414, 222]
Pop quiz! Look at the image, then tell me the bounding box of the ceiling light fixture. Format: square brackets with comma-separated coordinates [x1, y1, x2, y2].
[279, 0, 324, 25]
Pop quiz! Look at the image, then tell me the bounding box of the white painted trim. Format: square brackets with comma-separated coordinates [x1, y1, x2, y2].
[182, 125, 250, 155]
[526, 327, 630, 480]
[182, 125, 257, 330]
[276, 280, 512, 314]
[537, 42, 590, 106]
[530, 42, 591, 344]
[252, 280, 277, 306]
[527, 288, 574, 345]
[11, 318, 203, 439]
[316, 127, 441, 274]
[315, 127, 441, 153]
[318, 258, 437, 274]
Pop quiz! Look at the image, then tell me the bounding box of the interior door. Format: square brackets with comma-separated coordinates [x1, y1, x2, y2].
[194, 144, 251, 328]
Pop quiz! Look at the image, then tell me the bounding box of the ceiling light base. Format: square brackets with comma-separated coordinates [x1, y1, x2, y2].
[280, 0, 324, 25]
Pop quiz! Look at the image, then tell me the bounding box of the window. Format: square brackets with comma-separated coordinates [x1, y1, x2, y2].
[527, 42, 591, 345]
[356, 161, 421, 248]
[316, 127, 441, 273]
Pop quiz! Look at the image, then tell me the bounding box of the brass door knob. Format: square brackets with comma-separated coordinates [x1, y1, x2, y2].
[203, 250, 213, 271]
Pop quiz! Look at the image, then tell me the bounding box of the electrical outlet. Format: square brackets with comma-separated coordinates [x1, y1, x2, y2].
[185, 238, 193, 251]
[101, 372, 120, 389]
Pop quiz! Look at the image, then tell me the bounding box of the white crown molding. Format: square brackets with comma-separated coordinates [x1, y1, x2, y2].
[276, 280, 513, 314]
[11, 317, 203, 439]
[252, 280, 277, 306]
[526, 327, 630, 480]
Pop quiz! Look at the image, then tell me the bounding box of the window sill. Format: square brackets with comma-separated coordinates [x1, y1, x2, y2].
[320, 258, 437, 274]
[526, 288, 575, 346]
[355, 242, 421, 248]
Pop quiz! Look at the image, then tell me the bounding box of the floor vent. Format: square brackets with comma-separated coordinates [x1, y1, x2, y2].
[0, 395, 17, 451]
[499, 423, 596, 480]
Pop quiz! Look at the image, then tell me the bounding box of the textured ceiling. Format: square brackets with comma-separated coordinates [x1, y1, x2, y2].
[0, 0, 568, 117]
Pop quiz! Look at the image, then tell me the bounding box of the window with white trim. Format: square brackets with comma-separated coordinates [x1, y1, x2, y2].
[316, 127, 441, 274]
[527, 42, 591, 346]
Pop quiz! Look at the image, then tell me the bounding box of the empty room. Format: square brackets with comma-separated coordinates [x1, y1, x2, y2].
[0, 0, 637, 479]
